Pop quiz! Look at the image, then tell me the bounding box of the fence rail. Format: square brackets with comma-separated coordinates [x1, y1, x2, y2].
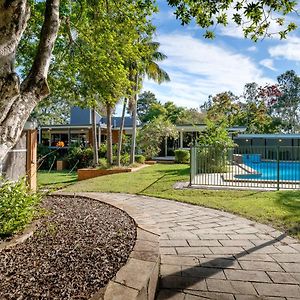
[190, 145, 300, 190]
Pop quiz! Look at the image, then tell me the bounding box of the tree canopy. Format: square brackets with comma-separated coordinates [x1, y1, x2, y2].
[0, 0, 299, 161]
[167, 0, 298, 40]
[200, 70, 300, 134]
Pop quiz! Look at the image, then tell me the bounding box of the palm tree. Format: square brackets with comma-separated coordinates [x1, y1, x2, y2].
[129, 40, 170, 164]
[116, 97, 127, 167]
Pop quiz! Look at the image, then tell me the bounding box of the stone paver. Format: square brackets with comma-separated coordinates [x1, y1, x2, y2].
[80, 193, 300, 299]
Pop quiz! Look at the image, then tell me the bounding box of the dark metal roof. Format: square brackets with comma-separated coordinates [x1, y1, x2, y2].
[101, 117, 136, 128]
[235, 134, 300, 139]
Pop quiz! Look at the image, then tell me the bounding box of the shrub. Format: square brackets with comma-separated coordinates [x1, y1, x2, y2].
[135, 154, 145, 164]
[197, 147, 228, 173]
[0, 178, 41, 237]
[175, 150, 190, 164]
[98, 144, 107, 158]
[67, 147, 94, 169]
[120, 153, 130, 166]
[98, 158, 109, 169]
[138, 116, 178, 159]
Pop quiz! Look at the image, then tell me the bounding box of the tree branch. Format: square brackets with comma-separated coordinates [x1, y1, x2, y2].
[0, 0, 30, 76]
[21, 0, 60, 98]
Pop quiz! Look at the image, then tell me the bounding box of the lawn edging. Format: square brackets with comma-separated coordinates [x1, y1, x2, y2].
[77, 168, 131, 181]
[77, 164, 150, 181]
[55, 192, 160, 300]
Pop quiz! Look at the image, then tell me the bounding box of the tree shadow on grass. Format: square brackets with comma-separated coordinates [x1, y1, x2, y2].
[156, 165, 190, 176]
[274, 191, 300, 236]
[158, 233, 287, 299]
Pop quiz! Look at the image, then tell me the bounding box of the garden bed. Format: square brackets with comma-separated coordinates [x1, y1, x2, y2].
[0, 195, 136, 299]
[77, 164, 149, 181]
[78, 168, 132, 181]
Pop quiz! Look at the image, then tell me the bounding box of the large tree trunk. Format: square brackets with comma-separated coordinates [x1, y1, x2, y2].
[130, 74, 139, 164]
[91, 107, 99, 166]
[106, 104, 113, 165]
[0, 0, 60, 162]
[116, 98, 127, 167]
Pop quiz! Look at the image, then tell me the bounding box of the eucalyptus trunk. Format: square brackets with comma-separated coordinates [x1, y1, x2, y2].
[0, 0, 60, 162]
[130, 74, 139, 164]
[106, 104, 113, 165]
[91, 107, 98, 166]
[117, 98, 127, 167]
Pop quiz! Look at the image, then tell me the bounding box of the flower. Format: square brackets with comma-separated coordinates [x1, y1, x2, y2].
[56, 141, 65, 147]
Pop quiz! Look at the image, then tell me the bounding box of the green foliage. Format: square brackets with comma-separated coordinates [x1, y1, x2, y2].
[196, 120, 234, 173]
[197, 147, 228, 173]
[274, 70, 300, 133]
[167, 0, 297, 40]
[120, 153, 130, 166]
[98, 144, 107, 158]
[203, 91, 241, 126]
[202, 82, 284, 133]
[175, 150, 190, 164]
[138, 116, 178, 159]
[0, 179, 41, 237]
[198, 120, 235, 148]
[98, 158, 109, 169]
[137, 92, 203, 125]
[18, 0, 158, 124]
[137, 91, 160, 123]
[67, 147, 94, 169]
[135, 154, 146, 164]
[176, 108, 206, 125]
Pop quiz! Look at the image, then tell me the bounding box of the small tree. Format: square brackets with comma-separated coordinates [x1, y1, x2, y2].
[137, 116, 178, 159]
[197, 120, 235, 173]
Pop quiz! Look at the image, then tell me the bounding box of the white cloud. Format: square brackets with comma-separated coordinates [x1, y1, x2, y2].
[247, 46, 257, 52]
[141, 33, 273, 108]
[269, 36, 300, 62]
[259, 59, 277, 71]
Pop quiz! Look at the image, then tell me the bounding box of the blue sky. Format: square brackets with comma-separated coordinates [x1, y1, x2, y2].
[140, 1, 300, 110]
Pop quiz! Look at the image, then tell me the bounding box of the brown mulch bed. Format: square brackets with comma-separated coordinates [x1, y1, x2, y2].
[0, 195, 136, 300]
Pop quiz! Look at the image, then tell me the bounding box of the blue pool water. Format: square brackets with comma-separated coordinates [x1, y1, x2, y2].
[238, 155, 300, 181]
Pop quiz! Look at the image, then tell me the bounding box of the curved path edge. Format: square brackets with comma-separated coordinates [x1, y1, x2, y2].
[56, 192, 300, 300]
[55, 192, 160, 300]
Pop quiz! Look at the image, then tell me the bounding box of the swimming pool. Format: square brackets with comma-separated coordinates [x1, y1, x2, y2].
[238, 155, 300, 181]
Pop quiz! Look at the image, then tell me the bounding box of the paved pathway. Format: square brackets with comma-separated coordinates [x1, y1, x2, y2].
[83, 193, 300, 300]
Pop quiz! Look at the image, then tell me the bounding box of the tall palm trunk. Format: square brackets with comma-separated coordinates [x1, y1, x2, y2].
[130, 74, 139, 164]
[106, 104, 113, 165]
[91, 107, 99, 166]
[117, 98, 127, 167]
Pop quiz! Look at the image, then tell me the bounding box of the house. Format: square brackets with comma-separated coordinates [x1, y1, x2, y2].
[38, 107, 136, 148]
[160, 125, 247, 157]
[38, 106, 247, 158]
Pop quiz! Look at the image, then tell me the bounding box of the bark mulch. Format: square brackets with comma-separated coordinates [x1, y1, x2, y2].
[0, 195, 136, 300]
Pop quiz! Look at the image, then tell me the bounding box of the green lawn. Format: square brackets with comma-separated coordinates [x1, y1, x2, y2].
[59, 164, 299, 239]
[38, 170, 77, 190]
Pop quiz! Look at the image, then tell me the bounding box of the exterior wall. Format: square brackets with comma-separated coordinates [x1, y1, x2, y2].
[2, 132, 27, 181]
[234, 137, 300, 161]
[112, 130, 119, 144]
[100, 129, 125, 144]
[1, 130, 37, 191]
